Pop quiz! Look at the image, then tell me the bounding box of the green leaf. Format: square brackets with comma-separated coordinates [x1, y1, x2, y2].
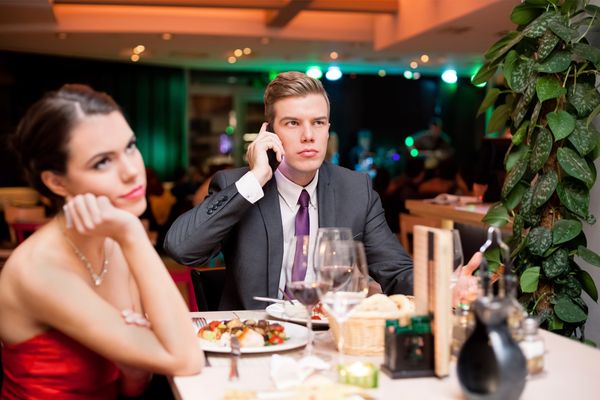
[509, 58, 536, 93]
[585, 4, 600, 15]
[487, 104, 511, 134]
[542, 248, 570, 278]
[547, 110, 576, 140]
[482, 202, 510, 227]
[586, 103, 600, 131]
[478, 88, 501, 116]
[536, 51, 572, 73]
[506, 144, 529, 172]
[528, 101, 543, 137]
[503, 50, 519, 87]
[512, 121, 530, 145]
[552, 219, 582, 245]
[557, 147, 595, 187]
[536, 75, 566, 102]
[556, 275, 582, 299]
[484, 32, 525, 65]
[472, 62, 499, 85]
[505, 182, 529, 210]
[502, 152, 530, 198]
[484, 248, 501, 272]
[556, 178, 589, 217]
[529, 128, 553, 172]
[528, 227, 553, 256]
[512, 3, 544, 25]
[512, 84, 536, 128]
[548, 19, 577, 42]
[554, 296, 587, 323]
[485, 32, 521, 60]
[568, 81, 600, 118]
[537, 30, 560, 61]
[569, 119, 598, 156]
[520, 267, 541, 293]
[578, 246, 600, 267]
[560, 0, 579, 15]
[548, 315, 564, 330]
[572, 43, 600, 69]
[578, 269, 598, 301]
[532, 170, 558, 208]
[524, 11, 562, 38]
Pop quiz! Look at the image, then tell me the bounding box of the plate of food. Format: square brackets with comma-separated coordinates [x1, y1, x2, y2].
[196, 318, 308, 354]
[265, 301, 329, 327]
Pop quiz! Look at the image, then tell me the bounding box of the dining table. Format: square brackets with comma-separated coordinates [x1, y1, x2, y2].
[170, 310, 600, 399]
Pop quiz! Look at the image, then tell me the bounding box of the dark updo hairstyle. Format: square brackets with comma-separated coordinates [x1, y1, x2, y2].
[11, 84, 121, 213]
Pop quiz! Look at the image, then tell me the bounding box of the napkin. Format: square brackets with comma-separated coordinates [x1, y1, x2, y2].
[270, 354, 330, 389]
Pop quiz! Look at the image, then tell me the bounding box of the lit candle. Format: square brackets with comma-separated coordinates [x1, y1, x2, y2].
[337, 362, 379, 388]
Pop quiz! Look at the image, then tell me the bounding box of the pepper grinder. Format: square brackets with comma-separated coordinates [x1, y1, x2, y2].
[457, 227, 527, 400]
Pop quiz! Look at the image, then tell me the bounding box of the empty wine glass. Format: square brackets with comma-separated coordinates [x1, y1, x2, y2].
[314, 227, 353, 271]
[285, 235, 320, 356]
[316, 239, 368, 366]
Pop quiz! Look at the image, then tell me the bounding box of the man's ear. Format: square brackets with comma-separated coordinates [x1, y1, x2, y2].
[41, 170, 69, 198]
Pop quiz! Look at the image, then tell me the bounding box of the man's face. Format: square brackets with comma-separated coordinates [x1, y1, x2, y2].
[272, 94, 329, 186]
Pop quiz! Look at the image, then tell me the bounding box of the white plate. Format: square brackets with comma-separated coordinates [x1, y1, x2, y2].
[265, 303, 329, 327]
[198, 321, 308, 354]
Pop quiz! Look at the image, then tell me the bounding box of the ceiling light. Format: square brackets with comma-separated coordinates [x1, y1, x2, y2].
[420, 54, 429, 63]
[130, 54, 140, 62]
[325, 66, 342, 81]
[329, 51, 339, 60]
[441, 69, 458, 84]
[413, 72, 421, 80]
[306, 66, 323, 79]
[161, 33, 172, 40]
[403, 71, 413, 79]
[234, 49, 243, 57]
[378, 70, 386, 77]
[228, 56, 237, 64]
[410, 148, 419, 157]
[243, 47, 252, 55]
[410, 61, 418, 69]
[404, 136, 414, 147]
[133, 45, 145, 54]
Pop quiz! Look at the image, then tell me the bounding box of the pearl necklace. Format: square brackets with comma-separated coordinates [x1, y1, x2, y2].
[64, 234, 109, 286]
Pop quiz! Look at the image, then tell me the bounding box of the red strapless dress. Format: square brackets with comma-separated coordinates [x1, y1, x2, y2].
[1, 329, 120, 400]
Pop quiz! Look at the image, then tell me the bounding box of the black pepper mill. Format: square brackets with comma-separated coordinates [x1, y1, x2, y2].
[457, 227, 527, 400]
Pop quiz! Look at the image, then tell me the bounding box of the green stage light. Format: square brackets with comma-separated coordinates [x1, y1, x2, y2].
[410, 148, 419, 157]
[405, 136, 414, 147]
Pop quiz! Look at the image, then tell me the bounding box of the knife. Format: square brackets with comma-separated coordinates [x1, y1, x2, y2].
[253, 296, 286, 304]
[229, 336, 241, 381]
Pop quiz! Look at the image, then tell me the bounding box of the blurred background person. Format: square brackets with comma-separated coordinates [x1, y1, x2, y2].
[413, 117, 454, 170]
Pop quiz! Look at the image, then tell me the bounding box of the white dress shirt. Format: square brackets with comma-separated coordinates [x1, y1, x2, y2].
[235, 170, 319, 298]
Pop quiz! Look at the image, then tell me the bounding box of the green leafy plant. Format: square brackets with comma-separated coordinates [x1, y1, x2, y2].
[474, 0, 600, 340]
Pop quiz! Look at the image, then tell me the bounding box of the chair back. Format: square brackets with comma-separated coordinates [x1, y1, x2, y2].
[399, 213, 443, 256]
[3, 205, 47, 244]
[169, 270, 199, 312]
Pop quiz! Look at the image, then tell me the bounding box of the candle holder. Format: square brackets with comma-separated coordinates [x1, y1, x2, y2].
[381, 316, 435, 379]
[337, 361, 379, 389]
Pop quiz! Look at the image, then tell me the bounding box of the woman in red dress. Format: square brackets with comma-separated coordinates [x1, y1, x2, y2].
[0, 84, 204, 399]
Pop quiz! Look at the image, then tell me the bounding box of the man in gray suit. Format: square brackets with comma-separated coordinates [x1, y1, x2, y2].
[165, 71, 413, 310]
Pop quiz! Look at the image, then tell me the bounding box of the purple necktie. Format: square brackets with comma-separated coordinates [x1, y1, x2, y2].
[291, 190, 310, 282]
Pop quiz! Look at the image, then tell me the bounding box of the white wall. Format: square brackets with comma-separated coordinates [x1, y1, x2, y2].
[581, 0, 600, 344]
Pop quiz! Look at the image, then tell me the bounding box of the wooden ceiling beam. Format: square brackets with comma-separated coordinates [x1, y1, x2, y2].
[265, 0, 311, 28]
[54, 0, 398, 14]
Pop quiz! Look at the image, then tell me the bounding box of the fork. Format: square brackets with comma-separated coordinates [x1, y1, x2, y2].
[192, 317, 211, 367]
[229, 336, 241, 381]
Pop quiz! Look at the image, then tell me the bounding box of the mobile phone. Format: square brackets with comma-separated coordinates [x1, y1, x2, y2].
[266, 123, 280, 172]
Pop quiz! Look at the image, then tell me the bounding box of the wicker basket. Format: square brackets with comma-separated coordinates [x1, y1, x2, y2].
[324, 308, 412, 356]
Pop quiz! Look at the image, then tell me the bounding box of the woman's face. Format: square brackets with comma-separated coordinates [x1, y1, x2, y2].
[61, 111, 147, 216]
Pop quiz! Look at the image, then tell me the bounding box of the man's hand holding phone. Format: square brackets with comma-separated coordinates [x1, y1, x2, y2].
[247, 122, 284, 186]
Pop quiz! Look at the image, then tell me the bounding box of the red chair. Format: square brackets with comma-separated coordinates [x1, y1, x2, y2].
[11, 222, 45, 244]
[169, 270, 199, 312]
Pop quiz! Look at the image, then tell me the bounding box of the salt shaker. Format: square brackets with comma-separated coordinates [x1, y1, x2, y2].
[518, 317, 545, 375]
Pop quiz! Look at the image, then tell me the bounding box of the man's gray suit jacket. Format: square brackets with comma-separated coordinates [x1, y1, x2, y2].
[164, 161, 413, 310]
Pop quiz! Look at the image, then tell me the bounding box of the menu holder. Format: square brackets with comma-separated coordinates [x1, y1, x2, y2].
[413, 225, 452, 378]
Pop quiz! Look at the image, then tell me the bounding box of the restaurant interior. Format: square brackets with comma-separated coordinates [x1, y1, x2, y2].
[1, 1, 600, 399]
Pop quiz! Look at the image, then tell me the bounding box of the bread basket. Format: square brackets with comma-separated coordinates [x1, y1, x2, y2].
[324, 294, 415, 356]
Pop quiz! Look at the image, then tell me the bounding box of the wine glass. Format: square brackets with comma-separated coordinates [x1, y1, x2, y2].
[314, 227, 353, 271]
[316, 239, 368, 366]
[285, 235, 320, 356]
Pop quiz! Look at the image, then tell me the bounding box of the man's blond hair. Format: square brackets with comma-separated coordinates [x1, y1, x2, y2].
[264, 71, 330, 126]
